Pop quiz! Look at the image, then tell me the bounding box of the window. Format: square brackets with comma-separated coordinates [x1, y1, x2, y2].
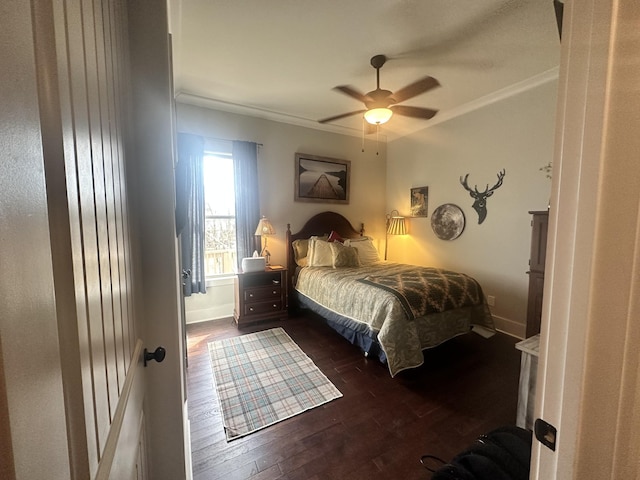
[203, 152, 236, 276]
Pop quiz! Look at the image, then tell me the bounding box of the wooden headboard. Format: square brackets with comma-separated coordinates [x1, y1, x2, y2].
[285, 211, 364, 311]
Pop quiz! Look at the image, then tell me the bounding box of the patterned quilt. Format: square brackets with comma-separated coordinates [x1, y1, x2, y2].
[295, 262, 495, 376]
[358, 267, 486, 321]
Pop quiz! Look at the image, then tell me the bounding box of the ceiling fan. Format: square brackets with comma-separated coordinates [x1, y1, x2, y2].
[318, 54, 440, 127]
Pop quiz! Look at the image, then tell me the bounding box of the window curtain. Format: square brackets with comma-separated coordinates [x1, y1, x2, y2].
[176, 133, 206, 296]
[232, 141, 260, 269]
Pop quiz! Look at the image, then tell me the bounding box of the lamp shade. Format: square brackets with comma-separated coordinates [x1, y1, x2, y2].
[387, 216, 407, 235]
[364, 107, 393, 125]
[254, 217, 275, 236]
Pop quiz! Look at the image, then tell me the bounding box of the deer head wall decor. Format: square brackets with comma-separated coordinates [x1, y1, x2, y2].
[459, 169, 506, 224]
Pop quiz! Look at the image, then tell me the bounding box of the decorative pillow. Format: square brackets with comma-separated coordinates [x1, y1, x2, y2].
[292, 235, 328, 266]
[344, 237, 380, 265]
[292, 238, 309, 266]
[327, 230, 345, 244]
[329, 242, 360, 268]
[307, 237, 334, 267]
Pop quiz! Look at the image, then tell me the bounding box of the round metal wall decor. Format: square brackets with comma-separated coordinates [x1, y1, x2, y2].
[431, 204, 466, 240]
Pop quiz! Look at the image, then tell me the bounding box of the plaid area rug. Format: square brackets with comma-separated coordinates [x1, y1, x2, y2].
[208, 327, 342, 441]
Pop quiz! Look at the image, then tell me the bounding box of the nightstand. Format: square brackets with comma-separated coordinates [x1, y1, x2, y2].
[233, 267, 288, 326]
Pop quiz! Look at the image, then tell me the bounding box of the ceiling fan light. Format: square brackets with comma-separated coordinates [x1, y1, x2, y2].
[364, 107, 393, 125]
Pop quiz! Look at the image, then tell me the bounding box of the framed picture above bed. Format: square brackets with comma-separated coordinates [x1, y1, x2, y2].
[294, 153, 350, 204]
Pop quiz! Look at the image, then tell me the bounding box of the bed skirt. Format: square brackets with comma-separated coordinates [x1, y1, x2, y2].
[297, 292, 387, 364]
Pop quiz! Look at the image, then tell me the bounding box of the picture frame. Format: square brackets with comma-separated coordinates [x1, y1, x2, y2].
[410, 186, 429, 217]
[294, 153, 350, 204]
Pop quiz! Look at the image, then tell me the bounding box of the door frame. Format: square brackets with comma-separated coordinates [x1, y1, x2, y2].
[533, 0, 640, 477]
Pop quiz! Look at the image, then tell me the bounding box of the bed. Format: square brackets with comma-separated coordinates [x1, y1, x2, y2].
[285, 211, 496, 377]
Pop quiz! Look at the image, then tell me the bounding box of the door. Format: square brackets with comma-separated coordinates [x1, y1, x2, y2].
[532, 0, 640, 478]
[0, 0, 187, 479]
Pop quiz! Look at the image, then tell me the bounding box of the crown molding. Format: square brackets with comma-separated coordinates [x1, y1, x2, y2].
[175, 92, 366, 138]
[419, 67, 560, 131]
[175, 66, 559, 141]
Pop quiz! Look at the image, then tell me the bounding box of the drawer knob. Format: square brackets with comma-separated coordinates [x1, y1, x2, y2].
[272, 290, 277, 294]
[273, 304, 277, 308]
[249, 293, 254, 298]
[249, 307, 254, 312]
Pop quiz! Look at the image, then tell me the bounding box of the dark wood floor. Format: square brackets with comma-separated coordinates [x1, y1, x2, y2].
[186, 313, 521, 480]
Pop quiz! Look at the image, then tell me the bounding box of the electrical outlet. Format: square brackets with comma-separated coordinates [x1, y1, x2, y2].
[487, 295, 495, 306]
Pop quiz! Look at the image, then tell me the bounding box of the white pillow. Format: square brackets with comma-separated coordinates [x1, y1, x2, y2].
[292, 235, 328, 266]
[307, 237, 334, 267]
[344, 237, 380, 265]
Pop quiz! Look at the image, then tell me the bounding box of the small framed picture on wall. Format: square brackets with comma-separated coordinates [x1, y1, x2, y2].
[410, 186, 429, 217]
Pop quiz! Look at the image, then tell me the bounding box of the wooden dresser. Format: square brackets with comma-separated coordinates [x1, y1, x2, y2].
[234, 266, 288, 326]
[526, 210, 549, 337]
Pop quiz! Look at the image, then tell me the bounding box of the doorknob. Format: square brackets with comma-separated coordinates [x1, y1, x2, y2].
[144, 346, 166, 367]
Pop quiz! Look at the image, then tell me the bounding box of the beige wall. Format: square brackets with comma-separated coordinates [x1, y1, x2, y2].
[177, 82, 556, 334]
[177, 104, 388, 259]
[184, 277, 234, 323]
[387, 79, 558, 336]
[177, 103, 388, 322]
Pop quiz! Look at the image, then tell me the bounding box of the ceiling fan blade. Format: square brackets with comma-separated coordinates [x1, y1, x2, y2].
[391, 105, 438, 120]
[333, 85, 370, 103]
[391, 76, 440, 103]
[318, 110, 366, 124]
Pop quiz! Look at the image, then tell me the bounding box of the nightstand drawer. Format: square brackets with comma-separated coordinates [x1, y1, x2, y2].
[244, 286, 281, 302]
[233, 267, 288, 326]
[244, 300, 283, 316]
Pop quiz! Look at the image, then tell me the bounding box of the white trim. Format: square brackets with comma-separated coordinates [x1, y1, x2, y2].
[420, 67, 560, 129]
[491, 314, 526, 339]
[175, 91, 344, 133]
[185, 276, 236, 324]
[95, 340, 144, 480]
[185, 305, 234, 324]
[175, 68, 560, 140]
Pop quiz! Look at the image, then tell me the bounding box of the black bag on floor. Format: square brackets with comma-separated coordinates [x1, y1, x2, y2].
[423, 426, 532, 480]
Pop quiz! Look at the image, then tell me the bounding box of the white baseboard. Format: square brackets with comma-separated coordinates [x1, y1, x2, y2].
[492, 314, 525, 339]
[185, 303, 234, 324]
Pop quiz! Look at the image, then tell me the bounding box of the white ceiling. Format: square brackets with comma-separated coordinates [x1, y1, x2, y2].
[169, 0, 561, 140]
